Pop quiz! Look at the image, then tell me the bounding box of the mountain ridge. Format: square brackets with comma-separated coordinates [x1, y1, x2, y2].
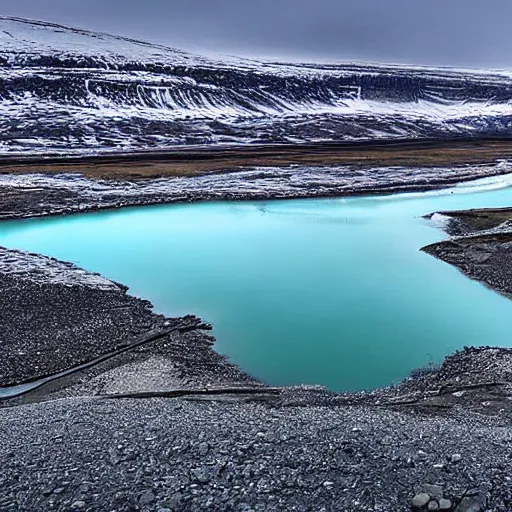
[1, 16, 512, 155]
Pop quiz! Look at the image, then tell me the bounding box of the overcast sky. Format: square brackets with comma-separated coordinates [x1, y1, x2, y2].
[3, 0, 512, 68]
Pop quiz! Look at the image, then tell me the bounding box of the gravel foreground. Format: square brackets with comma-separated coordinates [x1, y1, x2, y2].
[1, 396, 512, 512]
[2, 197, 512, 510]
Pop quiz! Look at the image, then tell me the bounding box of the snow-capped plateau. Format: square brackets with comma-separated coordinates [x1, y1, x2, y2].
[1, 16, 512, 155]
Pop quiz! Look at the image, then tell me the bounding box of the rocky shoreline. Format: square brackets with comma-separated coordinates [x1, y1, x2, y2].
[423, 207, 512, 297]
[0, 248, 257, 396]
[1, 166, 512, 510]
[1, 160, 511, 221]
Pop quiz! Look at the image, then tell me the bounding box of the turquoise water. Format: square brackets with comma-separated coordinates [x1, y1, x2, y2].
[2, 177, 512, 391]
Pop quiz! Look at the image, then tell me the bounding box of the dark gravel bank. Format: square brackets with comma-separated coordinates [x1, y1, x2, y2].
[0, 248, 254, 390]
[1, 395, 512, 512]
[423, 207, 512, 297]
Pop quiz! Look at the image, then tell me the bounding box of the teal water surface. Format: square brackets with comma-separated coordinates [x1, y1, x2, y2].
[2, 177, 512, 391]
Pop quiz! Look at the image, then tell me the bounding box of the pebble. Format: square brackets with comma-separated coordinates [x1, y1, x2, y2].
[78, 484, 91, 494]
[42, 486, 55, 496]
[198, 442, 209, 456]
[428, 501, 439, 511]
[412, 493, 431, 509]
[451, 453, 462, 463]
[191, 467, 213, 483]
[70, 502, 86, 510]
[455, 497, 481, 512]
[166, 492, 183, 507]
[439, 499, 452, 510]
[423, 484, 443, 500]
[139, 490, 156, 506]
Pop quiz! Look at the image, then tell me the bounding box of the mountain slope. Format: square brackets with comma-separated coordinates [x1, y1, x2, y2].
[1, 16, 512, 155]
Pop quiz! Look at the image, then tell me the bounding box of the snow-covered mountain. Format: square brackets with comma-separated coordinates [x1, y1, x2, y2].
[1, 16, 512, 155]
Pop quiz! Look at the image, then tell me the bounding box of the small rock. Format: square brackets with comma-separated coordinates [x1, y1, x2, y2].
[198, 442, 209, 456]
[439, 499, 452, 510]
[323, 481, 334, 487]
[423, 484, 443, 500]
[451, 453, 462, 463]
[455, 497, 481, 512]
[114, 492, 128, 504]
[70, 502, 86, 510]
[139, 491, 156, 506]
[428, 501, 439, 511]
[42, 486, 55, 496]
[417, 450, 428, 459]
[191, 467, 213, 484]
[78, 484, 91, 495]
[412, 493, 431, 509]
[53, 488, 66, 495]
[166, 493, 182, 507]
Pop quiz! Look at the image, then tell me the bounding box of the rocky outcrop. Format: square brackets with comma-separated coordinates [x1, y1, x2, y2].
[423, 208, 512, 297]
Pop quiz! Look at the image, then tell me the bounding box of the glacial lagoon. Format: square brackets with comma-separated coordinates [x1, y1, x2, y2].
[2, 177, 512, 391]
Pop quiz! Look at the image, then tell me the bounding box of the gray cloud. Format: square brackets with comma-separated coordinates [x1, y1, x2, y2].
[3, 0, 512, 68]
